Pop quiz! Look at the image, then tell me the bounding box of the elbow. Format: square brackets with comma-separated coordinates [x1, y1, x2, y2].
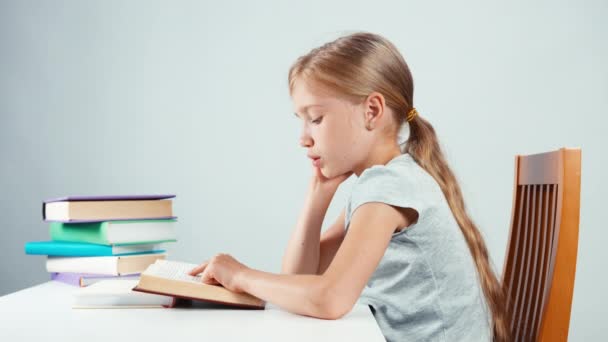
[311, 282, 353, 320]
[317, 304, 349, 321]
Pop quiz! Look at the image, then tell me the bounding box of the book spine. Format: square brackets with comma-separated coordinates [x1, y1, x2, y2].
[26, 242, 113, 256]
[46, 256, 119, 275]
[50, 272, 143, 286]
[50, 272, 82, 287]
[80, 273, 141, 286]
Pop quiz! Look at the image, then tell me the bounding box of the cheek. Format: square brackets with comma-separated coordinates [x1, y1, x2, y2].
[319, 124, 349, 152]
[324, 128, 362, 168]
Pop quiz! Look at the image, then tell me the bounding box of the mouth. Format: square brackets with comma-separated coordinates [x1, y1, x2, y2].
[307, 153, 320, 160]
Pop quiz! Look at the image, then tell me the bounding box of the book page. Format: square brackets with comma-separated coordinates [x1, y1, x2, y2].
[143, 260, 205, 284]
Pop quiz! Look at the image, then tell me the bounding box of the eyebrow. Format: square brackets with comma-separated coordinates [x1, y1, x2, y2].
[294, 104, 323, 118]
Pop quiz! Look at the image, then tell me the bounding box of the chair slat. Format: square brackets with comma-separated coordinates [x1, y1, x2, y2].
[523, 184, 545, 340]
[537, 184, 559, 334]
[512, 184, 532, 340]
[505, 184, 526, 313]
[528, 184, 550, 341]
[518, 183, 538, 339]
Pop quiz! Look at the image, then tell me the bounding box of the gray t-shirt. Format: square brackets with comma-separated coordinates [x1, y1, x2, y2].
[344, 153, 492, 342]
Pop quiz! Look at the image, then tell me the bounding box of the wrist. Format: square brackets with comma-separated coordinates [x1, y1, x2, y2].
[238, 266, 256, 293]
[308, 178, 339, 195]
[307, 183, 335, 206]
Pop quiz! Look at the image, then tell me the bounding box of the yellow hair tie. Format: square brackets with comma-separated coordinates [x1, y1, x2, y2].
[406, 108, 418, 122]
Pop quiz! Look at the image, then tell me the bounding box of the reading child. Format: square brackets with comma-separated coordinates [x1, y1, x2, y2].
[188, 31, 508, 342]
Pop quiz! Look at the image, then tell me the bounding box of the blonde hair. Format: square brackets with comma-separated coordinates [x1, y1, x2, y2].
[288, 32, 508, 341]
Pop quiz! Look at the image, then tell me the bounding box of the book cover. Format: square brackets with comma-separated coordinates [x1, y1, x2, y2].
[51, 272, 141, 287]
[46, 253, 167, 276]
[43, 194, 176, 223]
[25, 241, 166, 257]
[49, 220, 177, 245]
[45, 194, 176, 203]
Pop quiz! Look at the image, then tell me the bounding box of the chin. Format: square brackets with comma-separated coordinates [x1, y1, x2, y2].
[319, 167, 330, 177]
[321, 167, 340, 179]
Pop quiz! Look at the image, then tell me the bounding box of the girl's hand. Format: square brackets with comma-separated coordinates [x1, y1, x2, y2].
[187, 253, 250, 293]
[310, 166, 353, 196]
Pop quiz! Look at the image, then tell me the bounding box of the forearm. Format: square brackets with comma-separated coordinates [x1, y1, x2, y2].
[240, 267, 337, 319]
[281, 187, 332, 275]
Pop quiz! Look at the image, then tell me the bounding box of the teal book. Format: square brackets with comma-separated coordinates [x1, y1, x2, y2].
[25, 241, 166, 257]
[49, 219, 178, 246]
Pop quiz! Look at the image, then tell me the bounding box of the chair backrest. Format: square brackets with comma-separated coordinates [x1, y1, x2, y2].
[501, 148, 581, 341]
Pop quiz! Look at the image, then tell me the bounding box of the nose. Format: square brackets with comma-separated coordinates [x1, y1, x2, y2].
[300, 135, 313, 148]
[299, 127, 314, 148]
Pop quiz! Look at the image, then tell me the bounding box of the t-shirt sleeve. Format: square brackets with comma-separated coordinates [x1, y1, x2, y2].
[349, 165, 429, 223]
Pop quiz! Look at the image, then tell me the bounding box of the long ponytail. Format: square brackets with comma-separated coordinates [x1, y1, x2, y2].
[405, 115, 509, 341]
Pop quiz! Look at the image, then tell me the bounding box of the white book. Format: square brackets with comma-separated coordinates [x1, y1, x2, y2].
[47, 253, 167, 276]
[103, 220, 177, 245]
[73, 279, 174, 309]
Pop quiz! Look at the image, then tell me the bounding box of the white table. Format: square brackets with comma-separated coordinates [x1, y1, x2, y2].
[0, 281, 385, 341]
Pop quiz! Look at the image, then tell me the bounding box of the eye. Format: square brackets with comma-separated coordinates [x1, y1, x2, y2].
[311, 116, 323, 124]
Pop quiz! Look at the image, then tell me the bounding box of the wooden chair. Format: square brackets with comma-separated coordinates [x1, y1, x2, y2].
[502, 148, 581, 341]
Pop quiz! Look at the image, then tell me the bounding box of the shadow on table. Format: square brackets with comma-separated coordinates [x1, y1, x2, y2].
[171, 297, 266, 310]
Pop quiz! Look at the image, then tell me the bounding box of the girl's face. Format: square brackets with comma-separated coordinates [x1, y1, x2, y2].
[291, 79, 374, 178]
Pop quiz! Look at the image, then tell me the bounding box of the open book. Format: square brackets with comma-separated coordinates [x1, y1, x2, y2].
[132, 259, 266, 309]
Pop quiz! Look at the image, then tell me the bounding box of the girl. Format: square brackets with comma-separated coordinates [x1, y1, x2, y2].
[188, 32, 508, 342]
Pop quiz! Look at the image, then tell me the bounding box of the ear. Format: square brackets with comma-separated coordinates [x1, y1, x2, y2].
[363, 92, 386, 130]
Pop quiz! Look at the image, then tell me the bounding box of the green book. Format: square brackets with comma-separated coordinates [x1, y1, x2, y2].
[50, 219, 178, 246]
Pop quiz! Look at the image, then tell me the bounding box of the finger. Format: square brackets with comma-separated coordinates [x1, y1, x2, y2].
[188, 261, 208, 276]
[313, 165, 326, 180]
[200, 268, 216, 285]
[206, 278, 221, 286]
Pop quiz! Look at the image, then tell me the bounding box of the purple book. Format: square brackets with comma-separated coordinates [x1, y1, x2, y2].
[51, 272, 141, 287]
[42, 194, 177, 223]
[44, 194, 176, 203]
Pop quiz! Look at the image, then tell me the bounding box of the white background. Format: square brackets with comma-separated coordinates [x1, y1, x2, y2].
[1, 1, 605, 340]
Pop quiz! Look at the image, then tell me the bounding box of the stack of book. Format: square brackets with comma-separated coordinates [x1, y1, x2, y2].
[25, 194, 177, 288]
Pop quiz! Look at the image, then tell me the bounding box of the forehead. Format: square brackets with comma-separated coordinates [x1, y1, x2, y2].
[291, 79, 343, 114]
